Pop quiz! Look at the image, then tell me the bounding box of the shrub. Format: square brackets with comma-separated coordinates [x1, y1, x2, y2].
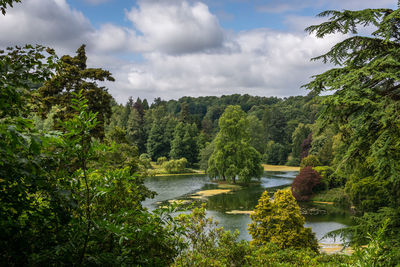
[157, 156, 167, 165]
[162, 158, 188, 173]
[139, 153, 152, 169]
[291, 166, 322, 201]
[248, 189, 319, 252]
[300, 155, 321, 170]
[245, 243, 352, 266]
[313, 166, 346, 189]
[174, 205, 251, 267]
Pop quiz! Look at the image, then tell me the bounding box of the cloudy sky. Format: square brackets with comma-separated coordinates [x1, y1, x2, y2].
[0, 0, 397, 102]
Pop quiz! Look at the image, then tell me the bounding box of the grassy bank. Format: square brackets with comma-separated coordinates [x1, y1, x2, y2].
[263, 164, 300, 172]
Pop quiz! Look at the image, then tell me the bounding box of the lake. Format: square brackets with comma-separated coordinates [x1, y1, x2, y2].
[142, 171, 351, 244]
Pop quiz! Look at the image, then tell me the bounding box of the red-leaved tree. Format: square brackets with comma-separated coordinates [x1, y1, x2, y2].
[291, 166, 322, 201]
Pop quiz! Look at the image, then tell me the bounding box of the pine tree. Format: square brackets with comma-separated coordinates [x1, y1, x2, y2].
[38, 45, 114, 138]
[305, 3, 400, 212]
[170, 122, 198, 165]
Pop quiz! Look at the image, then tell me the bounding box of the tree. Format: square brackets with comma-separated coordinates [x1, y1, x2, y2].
[146, 113, 178, 160]
[0, 45, 61, 265]
[300, 133, 312, 159]
[291, 166, 323, 201]
[263, 141, 287, 165]
[305, 4, 400, 213]
[38, 45, 114, 138]
[207, 105, 263, 184]
[248, 189, 318, 251]
[291, 123, 312, 165]
[170, 122, 198, 165]
[247, 114, 266, 154]
[300, 155, 322, 170]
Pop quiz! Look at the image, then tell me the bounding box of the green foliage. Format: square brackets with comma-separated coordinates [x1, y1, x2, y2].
[1, 87, 184, 265]
[162, 158, 188, 174]
[310, 127, 335, 165]
[305, 4, 400, 213]
[199, 140, 215, 171]
[352, 219, 400, 267]
[343, 207, 400, 248]
[291, 123, 312, 165]
[174, 205, 251, 267]
[247, 114, 266, 154]
[300, 155, 321, 170]
[0, 45, 58, 118]
[264, 140, 288, 165]
[245, 243, 352, 267]
[38, 45, 114, 138]
[139, 153, 152, 169]
[157, 156, 167, 165]
[313, 166, 346, 189]
[291, 167, 323, 201]
[311, 188, 350, 208]
[106, 126, 128, 144]
[170, 122, 199, 165]
[248, 189, 319, 252]
[346, 176, 390, 213]
[146, 111, 177, 160]
[207, 105, 263, 184]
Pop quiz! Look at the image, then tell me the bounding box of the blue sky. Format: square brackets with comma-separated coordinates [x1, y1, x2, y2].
[0, 0, 397, 102]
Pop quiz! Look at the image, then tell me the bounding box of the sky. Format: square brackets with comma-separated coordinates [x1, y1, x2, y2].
[0, 0, 397, 103]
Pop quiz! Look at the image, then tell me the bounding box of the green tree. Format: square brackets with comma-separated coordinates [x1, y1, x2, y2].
[38, 44, 114, 138]
[207, 105, 263, 184]
[248, 189, 319, 252]
[263, 140, 287, 165]
[248, 114, 266, 154]
[199, 140, 215, 171]
[300, 155, 322, 170]
[147, 113, 178, 160]
[174, 205, 250, 267]
[305, 4, 400, 213]
[290, 123, 311, 165]
[170, 122, 199, 165]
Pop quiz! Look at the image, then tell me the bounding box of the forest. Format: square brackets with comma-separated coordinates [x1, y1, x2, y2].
[1, 0, 400, 266]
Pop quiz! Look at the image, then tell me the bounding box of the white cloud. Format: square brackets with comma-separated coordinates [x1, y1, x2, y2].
[91, 23, 131, 52]
[0, 0, 351, 103]
[126, 0, 224, 54]
[0, 0, 91, 54]
[107, 29, 344, 102]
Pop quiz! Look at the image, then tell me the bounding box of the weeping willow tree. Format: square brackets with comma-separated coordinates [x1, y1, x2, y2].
[305, 2, 400, 245]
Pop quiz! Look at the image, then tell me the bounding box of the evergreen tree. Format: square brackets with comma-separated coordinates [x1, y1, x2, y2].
[147, 116, 178, 160]
[305, 4, 400, 212]
[170, 122, 198, 165]
[121, 97, 134, 129]
[38, 45, 114, 138]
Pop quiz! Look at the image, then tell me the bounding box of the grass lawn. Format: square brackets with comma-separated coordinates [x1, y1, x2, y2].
[262, 164, 300, 172]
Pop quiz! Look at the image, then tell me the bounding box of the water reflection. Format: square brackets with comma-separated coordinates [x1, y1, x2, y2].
[143, 171, 350, 244]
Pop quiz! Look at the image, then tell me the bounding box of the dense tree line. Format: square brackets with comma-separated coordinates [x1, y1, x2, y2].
[105, 92, 322, 168]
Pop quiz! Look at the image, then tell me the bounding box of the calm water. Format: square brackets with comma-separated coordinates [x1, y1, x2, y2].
[143, 172, 351, 244]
